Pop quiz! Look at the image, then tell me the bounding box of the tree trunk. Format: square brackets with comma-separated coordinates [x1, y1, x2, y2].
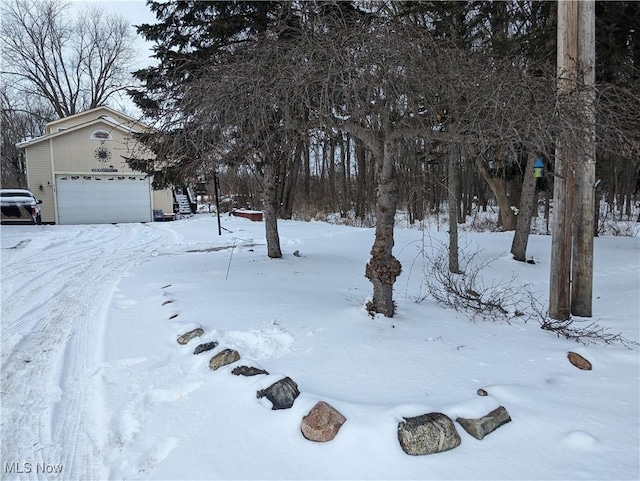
[475, 155, 517, 231]
[365, 138, 401, 317]
[355, 138, 367, 220]
[511, 153, 538, 261]
[280, 142, 302, 220]
[448, 145, 461, 273]
[263, 161, 282, 258]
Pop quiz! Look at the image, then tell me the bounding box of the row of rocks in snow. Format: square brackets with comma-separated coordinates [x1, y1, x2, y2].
[175, 326, 513, 452]
[174, 322, 592, 455]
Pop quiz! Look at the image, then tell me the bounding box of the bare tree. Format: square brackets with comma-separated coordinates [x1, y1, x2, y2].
[1, 86, 54, 187]
[1, 0, 137, 119]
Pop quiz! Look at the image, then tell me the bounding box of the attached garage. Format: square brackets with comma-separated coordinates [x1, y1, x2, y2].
[56, 174, 152, 224]
[18, 106, 174, 224]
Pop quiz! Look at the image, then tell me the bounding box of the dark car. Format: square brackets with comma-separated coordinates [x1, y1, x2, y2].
[1, 189, 43, 225]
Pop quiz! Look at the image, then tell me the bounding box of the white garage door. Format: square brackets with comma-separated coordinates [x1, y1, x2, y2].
[56, 174, 152, 224]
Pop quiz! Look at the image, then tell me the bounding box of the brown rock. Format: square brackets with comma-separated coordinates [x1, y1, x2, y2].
[568, 351, 592, 370]
[209, 349, 240, 370]
[177, 328, 204, 345]
[301, 401, 346, 442]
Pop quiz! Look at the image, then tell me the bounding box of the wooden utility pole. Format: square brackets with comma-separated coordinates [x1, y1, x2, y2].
[571, 0, 596, 317]
[549, 0, 596, 320]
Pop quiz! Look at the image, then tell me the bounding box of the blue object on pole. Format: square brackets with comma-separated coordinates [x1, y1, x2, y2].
[533, 158, 544, 178]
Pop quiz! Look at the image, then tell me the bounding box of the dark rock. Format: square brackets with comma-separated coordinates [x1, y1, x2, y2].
[232, 366, 270, 376]
[568, 351, 592, 370]
[301, 401, 346, 442]
[177, 328, 204, 345]
[456, 406, 512, 440]
[209, 349, 240, 370]
[398, 413, 461, 455]
[477, 388, 488, 397]
[257, 377, 300, 410]
[194, 341, 218, 355]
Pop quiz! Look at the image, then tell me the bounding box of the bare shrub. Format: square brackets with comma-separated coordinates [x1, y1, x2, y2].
[417, 238, 638, 348]
[416, 241, 536, 323]
[538, 317, 638, 348]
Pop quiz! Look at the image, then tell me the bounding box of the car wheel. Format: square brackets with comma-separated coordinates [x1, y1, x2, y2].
[36, 214, 42, 225]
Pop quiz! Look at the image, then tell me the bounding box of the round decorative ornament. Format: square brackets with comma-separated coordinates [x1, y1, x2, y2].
[94, 146, 112, 162]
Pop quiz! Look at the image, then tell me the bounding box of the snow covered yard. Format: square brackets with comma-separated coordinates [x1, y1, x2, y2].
[1, 215, 638, 480]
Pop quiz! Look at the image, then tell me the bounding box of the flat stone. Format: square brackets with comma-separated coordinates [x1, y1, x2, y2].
[568, 351, 592, 370]
[256, 377, 300, 410]
[457, 406, 512, 440]
[209, 349, 240, 370]
[232, 366, 270, 376]
[301, 401, 346, 442]
[194, 341, 218, 355]
[398, 413, 461, 455]
[177, 328, 204, 345]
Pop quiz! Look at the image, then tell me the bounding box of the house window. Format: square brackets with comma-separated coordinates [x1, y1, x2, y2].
[90, 129, 113, 141]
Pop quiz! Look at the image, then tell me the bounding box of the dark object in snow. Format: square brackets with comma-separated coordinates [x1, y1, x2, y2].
[232, 366, 269, 376]
[477, 388, 488, 397]
[256, 377, 300, 410]
[293, 250, 301, 257]
[567, 351, 592, 370]
[194, 341, 218, 355]
[398, 413, 461, 455]
[169, 314, 179, 319]
[526, 258, 536, 264]
[209, 349, 240, 370]
[177, 328, 204, 345]
[301, 401, 346, 442]
[456, 406, 512, 440]
[162, 299, 174, 306]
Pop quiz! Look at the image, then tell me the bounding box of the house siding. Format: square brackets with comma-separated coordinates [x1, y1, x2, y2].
[51, 122, 138, 174]
[152, 188, 174, 213]
[25, 141, 56, 223]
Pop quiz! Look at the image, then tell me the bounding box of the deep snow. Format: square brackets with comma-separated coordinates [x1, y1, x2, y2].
[1, 214, 638, 480]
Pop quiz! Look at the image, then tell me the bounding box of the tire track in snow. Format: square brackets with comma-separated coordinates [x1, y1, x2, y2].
[1, 223, 177, 480]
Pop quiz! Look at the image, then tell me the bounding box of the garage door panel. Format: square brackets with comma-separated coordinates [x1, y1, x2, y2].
[56, 175, 152, 224]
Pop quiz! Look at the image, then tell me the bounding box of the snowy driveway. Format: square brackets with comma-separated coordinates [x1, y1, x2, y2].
[1, 223, 176, 479]
[2, 217, 638, 480]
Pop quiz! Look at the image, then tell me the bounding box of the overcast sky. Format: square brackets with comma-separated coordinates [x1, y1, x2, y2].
[70, 0, 159, 115]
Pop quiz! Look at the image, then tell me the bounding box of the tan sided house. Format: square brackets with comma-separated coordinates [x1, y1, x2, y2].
[17, 106, 173, 224]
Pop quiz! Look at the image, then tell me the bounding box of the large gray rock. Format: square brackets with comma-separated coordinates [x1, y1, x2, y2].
[398, 413, 461, 455]
[209, 349, 240, 370]
[177, 328, 204, 345]
[256, 377, 300, 410]
[301, 401, 346, 442]
[456, 406, 512, 440]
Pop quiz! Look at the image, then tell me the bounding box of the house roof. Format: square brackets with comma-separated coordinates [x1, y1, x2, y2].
[17, 111, 151, 149]
[44, 105, 138, 129]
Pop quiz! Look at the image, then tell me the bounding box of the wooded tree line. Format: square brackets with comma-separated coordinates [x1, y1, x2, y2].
[1, 1, 638, 319]
[128, 1, 639, 317]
